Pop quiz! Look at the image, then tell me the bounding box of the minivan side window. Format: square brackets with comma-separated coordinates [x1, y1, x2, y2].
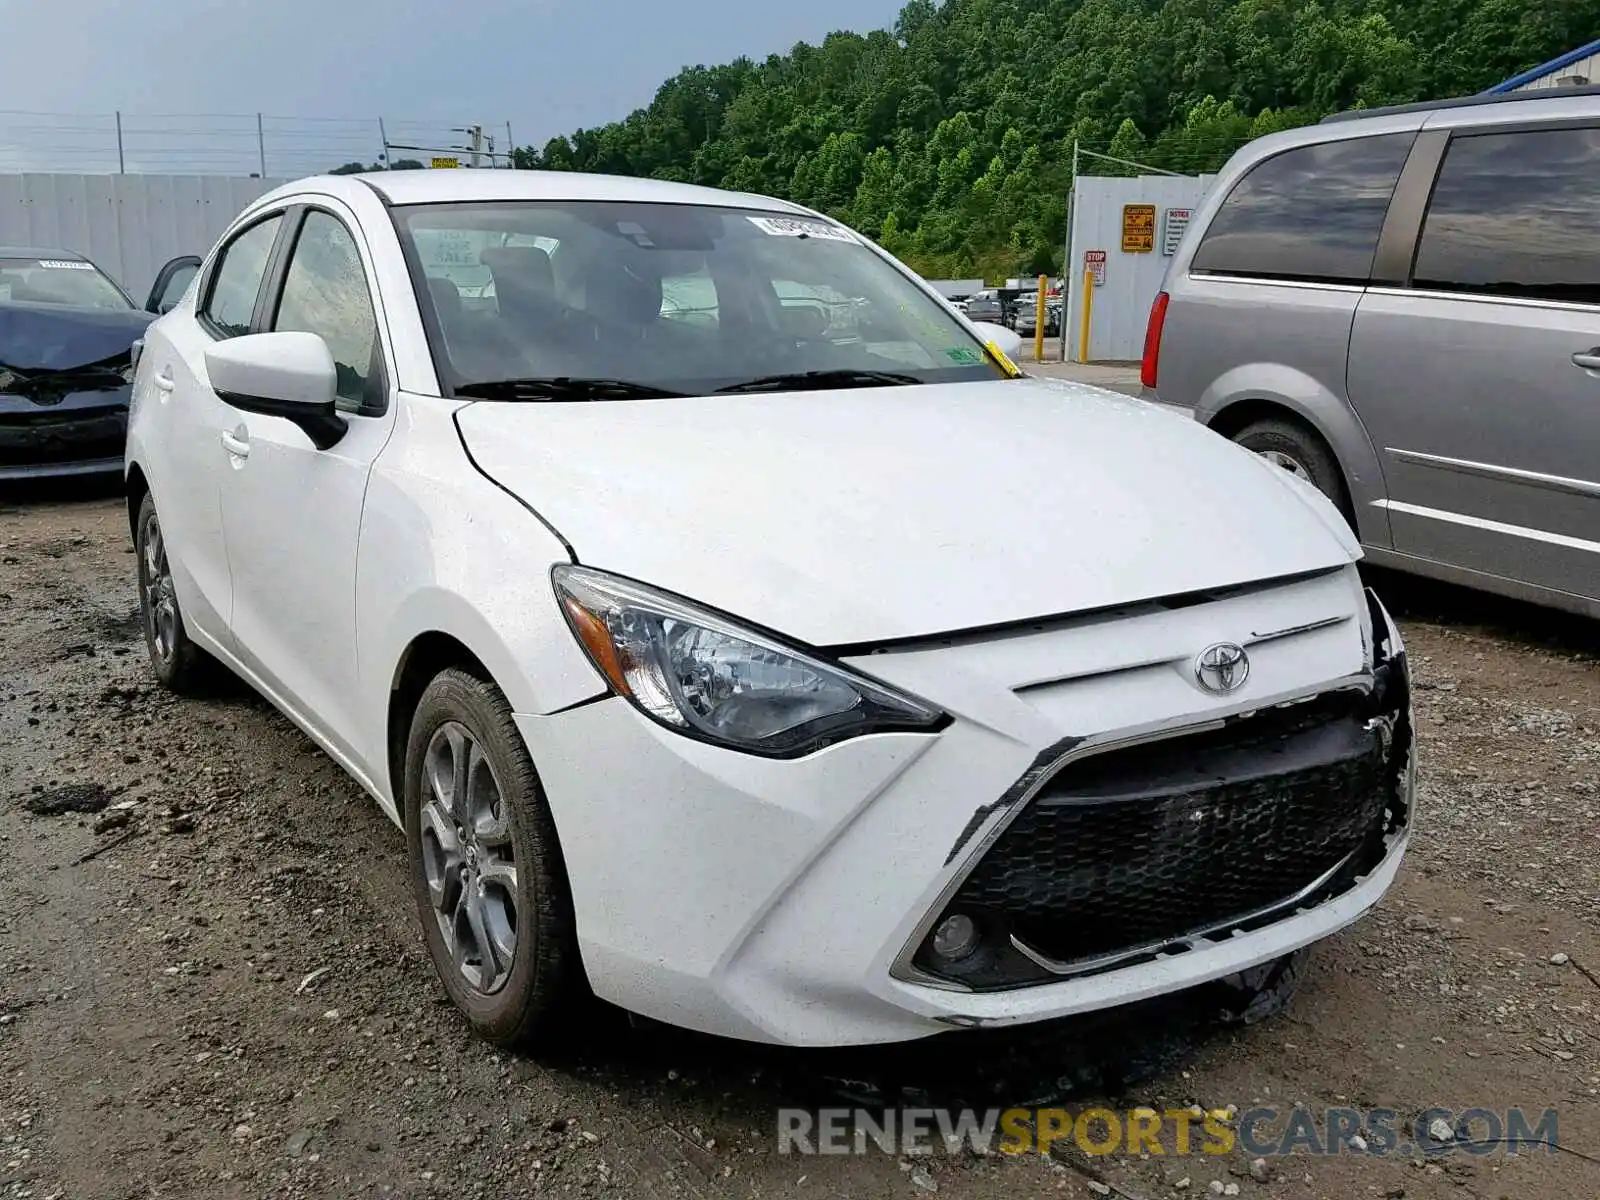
[201, 215, 284, 337]
[1411, 127, 1600, 306]
[1190, 133, 1416, 285]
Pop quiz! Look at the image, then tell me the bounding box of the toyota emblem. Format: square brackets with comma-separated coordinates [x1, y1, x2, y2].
[1194, 642, 1250, 694]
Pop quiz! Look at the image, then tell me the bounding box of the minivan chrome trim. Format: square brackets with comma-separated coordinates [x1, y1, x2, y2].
[1187, 273, 1366, 294]
[1387, 448, 1600, 500]
[1376, 499, 1600, 555]
[1363, 285, 1600, 315]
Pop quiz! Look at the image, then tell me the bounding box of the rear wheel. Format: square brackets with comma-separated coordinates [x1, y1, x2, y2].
[134, 492, 212, 695]
[1231, 416, 1353, 527]
[404, 668, 580, 1048]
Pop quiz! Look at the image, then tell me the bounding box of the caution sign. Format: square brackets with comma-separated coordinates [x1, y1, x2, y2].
[1121, 203, 1156, 253]
[1084, 249, 1107, 286]
[431, 156, 460, 169]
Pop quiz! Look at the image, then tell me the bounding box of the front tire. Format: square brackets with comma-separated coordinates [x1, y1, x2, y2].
[135, 492, 212, 695]
[403, 668, 579, 1047]
[1232, 417, 1352, 525]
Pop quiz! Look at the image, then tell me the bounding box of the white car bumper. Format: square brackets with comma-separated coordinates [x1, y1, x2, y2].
[517, 568, 1413, 1046]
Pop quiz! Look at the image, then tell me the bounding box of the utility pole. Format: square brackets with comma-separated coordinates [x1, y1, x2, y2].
[1059, 138, 1078, 362]
[256, 113, 267, 177]
[378, 117, 391, 168]
[505, 122, 515, 168]
[468, 124, 483, 169]
[115, 111, 125, 174]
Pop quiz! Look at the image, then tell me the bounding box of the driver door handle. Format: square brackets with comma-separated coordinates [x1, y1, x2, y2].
[220, 428, 250, 459]
[1572, 348, 1600, 371]
[153, 369, 175, 393]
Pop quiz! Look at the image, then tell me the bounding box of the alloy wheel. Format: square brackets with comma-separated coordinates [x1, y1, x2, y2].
[140, 511, 179, 664]
[1258, 448, 1313, 482]
[418, 721, 519, 994]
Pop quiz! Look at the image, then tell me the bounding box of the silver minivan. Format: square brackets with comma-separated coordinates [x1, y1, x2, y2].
[1145, 85, 1600, 619]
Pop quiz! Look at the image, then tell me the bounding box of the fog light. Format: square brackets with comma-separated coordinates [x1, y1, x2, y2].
[931, 913, 980, 961]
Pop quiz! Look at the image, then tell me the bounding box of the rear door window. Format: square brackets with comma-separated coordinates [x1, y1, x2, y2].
[1411, 126, 1600, 305]
[202, 215, 284, 337]
[1191, 133, 1416, 284]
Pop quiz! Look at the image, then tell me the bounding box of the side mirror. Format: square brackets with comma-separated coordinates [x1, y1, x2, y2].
[970, 321, 1024, 363]
[204, 331, 347, 450]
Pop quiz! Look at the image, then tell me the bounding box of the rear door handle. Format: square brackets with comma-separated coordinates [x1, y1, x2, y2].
[153, 369, 175, 393]
[220, 429, 250, 459]
[1572, 348, 1600, 371]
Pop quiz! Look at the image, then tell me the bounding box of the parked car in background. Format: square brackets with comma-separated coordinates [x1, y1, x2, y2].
[1145, 85, 1600, 619]
[127, 170, 1410, 1051]
[0, 248, 159, 480]
[963, 288, 1004, 323]
[1014, 296, 1062, 338]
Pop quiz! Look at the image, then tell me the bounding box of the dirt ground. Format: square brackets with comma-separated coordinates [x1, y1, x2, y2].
[1, 484, 1596, 1200]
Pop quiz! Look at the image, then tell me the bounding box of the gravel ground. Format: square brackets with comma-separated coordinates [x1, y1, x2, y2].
[1, 483, 1596, 1200]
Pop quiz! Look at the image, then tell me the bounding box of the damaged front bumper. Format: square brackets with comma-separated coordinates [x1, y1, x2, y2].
[517, 569, 1413, 1046]
[0, 385, 130, 481]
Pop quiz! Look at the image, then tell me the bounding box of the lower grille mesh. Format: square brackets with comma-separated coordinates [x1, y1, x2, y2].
[917, 687, 1406, 987]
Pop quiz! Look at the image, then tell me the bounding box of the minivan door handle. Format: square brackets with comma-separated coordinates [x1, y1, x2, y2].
[1571, 348, 1600, 371]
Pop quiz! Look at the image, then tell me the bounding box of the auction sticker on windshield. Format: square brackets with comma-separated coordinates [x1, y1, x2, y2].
[747, 216, 856, 242]
[985, 340, 1024, 378]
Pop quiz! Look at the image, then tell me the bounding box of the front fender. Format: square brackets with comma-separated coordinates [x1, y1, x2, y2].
[1200, 362, 1391, 548]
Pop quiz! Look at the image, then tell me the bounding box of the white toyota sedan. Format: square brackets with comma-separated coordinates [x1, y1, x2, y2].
[126, 170, 1414, 1049]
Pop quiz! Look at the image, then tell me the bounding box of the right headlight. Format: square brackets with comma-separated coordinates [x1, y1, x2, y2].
[552, 565, 946, 757]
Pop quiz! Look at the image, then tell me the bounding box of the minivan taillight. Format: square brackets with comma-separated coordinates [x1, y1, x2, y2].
[1141, 291, 1169, 390]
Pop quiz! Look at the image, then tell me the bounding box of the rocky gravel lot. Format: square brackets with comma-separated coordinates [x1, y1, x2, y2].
[0, 484, 1597, 1200]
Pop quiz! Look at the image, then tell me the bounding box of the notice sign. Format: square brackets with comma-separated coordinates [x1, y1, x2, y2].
[1084, 249, 1107, 286]
[431, 156, 460, 169]
[1121, 203, 1156, 253]
[1162, 207, 1193, 256]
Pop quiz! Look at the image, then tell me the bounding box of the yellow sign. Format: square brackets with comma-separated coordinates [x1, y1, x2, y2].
[431, 156, 460, 169]
[1122, 203, 1157, 253]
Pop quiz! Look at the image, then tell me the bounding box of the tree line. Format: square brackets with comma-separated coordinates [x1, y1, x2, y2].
[497, 0, 1595, 281]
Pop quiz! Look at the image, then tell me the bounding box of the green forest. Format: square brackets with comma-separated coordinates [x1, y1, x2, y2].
[505, 0, 1597, 281]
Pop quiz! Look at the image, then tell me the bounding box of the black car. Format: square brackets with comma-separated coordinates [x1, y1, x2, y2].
[0, 248, 164, 481]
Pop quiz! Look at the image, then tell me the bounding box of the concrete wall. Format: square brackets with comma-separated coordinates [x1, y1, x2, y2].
[1064, 173, 1215, 362]
[0, 173, 291, 304]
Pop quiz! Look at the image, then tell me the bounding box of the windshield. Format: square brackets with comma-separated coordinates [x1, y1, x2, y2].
[0, 257, 133, 310]
[393, 201, 1010, 395]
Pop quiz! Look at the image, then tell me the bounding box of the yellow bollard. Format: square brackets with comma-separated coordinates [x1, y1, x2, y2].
[1078, 269, 1094, 363]
[1034, 274, 1047, 363]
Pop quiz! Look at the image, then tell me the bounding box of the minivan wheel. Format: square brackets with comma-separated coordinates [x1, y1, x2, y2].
[1231, 417, 1353, 524]
[134, 492, 212, 695]
[403, 668, 580, 1048]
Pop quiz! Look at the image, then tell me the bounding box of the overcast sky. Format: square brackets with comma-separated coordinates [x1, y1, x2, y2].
[0, 0, 906, 176]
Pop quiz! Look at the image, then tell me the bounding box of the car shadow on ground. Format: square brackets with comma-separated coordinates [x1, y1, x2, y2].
[0, 474, 125, 513]
[522, 985, 1249, 1113]
[1362, 565, 1600, 661]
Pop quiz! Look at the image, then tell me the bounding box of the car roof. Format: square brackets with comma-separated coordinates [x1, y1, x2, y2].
[0, 246, 90, 262]
[1320, 81, 1600, 125]
[1219, 84, 1600, 165]
[255, 168, 815, 217]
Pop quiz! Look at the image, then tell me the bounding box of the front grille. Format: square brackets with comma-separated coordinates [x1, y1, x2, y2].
[912, 668, 1410, 990]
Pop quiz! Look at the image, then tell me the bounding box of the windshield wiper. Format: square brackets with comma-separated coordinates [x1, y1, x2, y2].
[714, 369, 924, 394]
[453, 377, 689, 401]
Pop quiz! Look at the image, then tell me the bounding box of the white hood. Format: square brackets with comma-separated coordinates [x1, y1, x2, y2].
[456, 378, 1359, 646]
